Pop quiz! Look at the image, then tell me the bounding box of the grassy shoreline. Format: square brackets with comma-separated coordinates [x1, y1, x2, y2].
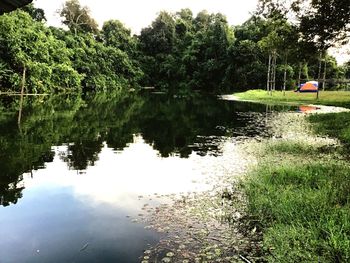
[309, 112, 350, 147]
[243, 141, 350, 262]
[239, 110, 350, 262]
[233, 89, 350, 108]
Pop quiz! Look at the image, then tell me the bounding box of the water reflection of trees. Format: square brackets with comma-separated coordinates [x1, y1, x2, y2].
[0, 92, 277, 206]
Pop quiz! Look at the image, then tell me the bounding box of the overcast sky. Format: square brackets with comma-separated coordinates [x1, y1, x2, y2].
[33, 0, 349, 64]
[33, 0, 258, 33]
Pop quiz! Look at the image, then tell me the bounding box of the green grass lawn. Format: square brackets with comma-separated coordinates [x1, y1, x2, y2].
[234, 89, 350, 108]
[237, 100, 350, 262]
[243, 141, 350, 262]
[309, 112, 350, 145]
[234, 89, 350, 262]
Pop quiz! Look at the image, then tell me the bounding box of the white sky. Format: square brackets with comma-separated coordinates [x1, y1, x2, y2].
[33, 0, 349, 64]
[33, 0, 258, 33]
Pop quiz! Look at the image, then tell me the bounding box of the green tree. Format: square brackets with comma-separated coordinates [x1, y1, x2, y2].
[0, 11, 81, 93]
[101, 20, 138, 56]
[343, 61, 350, 79]
[258, 0, 350, 49]
[139, 11, 177, 89]
[52, 29, 142, 92]
[21, 3, 46, 22]
[139, 10, 234, 93]
[139, 11, 176, 56]
[227, 16, 268, 90]
[59, 0, 99, 35]
[186, 12, 234, 92]
[229, 39, 266, 90]
[291, 0, 350, 49]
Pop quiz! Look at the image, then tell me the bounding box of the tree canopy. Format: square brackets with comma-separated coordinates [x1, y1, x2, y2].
[0, 0, 348, 95]
[59, 0, 99, 35]
[258, 0, 350, 49]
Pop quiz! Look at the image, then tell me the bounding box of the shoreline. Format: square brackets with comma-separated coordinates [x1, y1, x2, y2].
[221, 94, 350, 114]
[137, 98, 350, 262]
[227, 90, 350, 109]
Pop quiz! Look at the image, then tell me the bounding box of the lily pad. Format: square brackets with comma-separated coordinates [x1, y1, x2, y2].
[162, 257, 171, 262]
[166, 252, 174, 257]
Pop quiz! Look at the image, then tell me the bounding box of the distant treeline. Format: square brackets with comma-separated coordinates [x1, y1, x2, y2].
[0, 0, 349, 94]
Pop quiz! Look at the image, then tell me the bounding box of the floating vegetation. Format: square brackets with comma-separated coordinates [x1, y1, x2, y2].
[135, 186, 264, 262]
[130, 107, 347, 262]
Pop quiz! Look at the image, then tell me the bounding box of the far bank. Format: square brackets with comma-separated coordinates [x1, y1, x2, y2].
[233, 90, 350, 108]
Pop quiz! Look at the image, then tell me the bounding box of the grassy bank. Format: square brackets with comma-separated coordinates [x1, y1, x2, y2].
[241, 113, 350, 262]
[234, 89, 350, 108]
[309, 112, 350, 145]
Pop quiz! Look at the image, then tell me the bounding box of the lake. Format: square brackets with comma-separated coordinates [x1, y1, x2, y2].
[0, 92, 293, 263]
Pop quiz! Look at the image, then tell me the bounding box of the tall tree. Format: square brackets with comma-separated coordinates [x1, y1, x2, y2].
[52, 29, 142, 92]
[292, 0, 350, 49]
[186, 12, 234, 92]
[258, 0, 350, 49]
[139, 11, 176, 56]
[21, 3, 46, 22]
[101, 20, 137, 56]
[0, 11, 81, 93]
[139, 11, 176, 89]
[59, 0, 98, 35]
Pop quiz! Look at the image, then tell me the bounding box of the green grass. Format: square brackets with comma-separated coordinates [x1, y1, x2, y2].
[235, 91, 350, 261]
[234, 89, 350, 108]
[309, 112, 350, 145]
[242, 141, 350, 262]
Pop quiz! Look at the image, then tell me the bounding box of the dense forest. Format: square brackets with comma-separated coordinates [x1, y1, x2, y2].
[0, 0, 349, 94]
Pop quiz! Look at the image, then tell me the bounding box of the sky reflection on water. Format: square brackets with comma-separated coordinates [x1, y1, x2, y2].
[0, 135, 216, 263]
[0, 94, 295, 263]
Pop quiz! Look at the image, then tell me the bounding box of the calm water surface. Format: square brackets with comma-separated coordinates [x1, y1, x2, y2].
[0, 93, 294, 263]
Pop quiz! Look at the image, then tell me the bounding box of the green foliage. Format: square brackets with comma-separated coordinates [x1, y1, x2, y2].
[50, 63, 82, 91]
[294, 0, 350, 49]
[0, 4, 346, 94]
[140, 11, 176, 56]
[21, 3, 46, 22]
[258, 0, 350, 49]
[0, 6, 142, 93]
[139, 10, 234, 93]
[343, 61, 350, 79]
[59, 0, 99, 35]
[101, 20, 138, 56]
[228, 39, 266, 89]
[228, 13, 321, 91]
[0, 11, 81, 93]
[54, 31, 143, 91]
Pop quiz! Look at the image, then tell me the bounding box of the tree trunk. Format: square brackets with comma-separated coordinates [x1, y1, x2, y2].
[283, 55, 287, 96]
[267, 54, 271, 94]
[317, 52, 322, 84]
[322, 58, 327, 91]
[18, 66, 26, 126]
[272, 50, 277, 93]
[298, 62, 302, 88]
